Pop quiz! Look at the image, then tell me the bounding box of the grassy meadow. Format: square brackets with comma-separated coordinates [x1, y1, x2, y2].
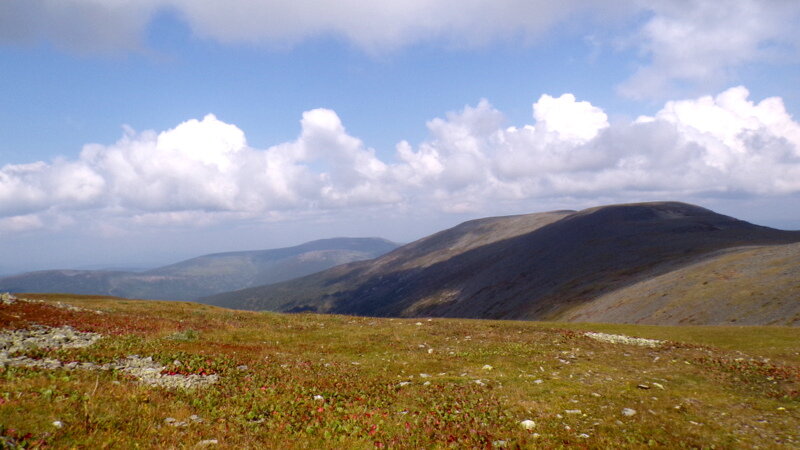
[1, 294, 798, 448]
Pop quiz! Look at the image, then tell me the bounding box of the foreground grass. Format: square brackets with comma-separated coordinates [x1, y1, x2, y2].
[1, 294, 798, 448]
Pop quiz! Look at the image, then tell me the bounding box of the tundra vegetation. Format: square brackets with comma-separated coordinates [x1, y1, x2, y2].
[1, 293, 798, 448]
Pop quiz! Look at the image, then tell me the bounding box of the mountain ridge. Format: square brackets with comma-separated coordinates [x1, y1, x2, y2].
[0, 237, 398, 301]
[206, 201, 800, 326]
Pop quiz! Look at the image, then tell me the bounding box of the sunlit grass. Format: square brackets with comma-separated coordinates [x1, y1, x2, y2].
[1, 294, 798, 448]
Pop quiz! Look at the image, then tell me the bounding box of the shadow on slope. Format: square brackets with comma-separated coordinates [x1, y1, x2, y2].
[207, 202, 800, 324]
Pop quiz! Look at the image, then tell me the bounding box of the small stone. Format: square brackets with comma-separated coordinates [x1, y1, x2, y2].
[637, 384, 650, 390]
[652, 382, 664, 390]
[427, 348, 434, 354]
[482, 365, 493, 370]
[52, 420, 63, 428]
[397, 381, 411, 387]
[534, 379, 544, 384]
[578, 433, 590, 438]
[196, 439, 219, 446]
[622, 408, 637, 417]
[519, 419, 536, 430]
[419, 373, 430, 378]
[415, 322, 423, 326]
[236, 365, 248, 371]
[423, 381, 431, 386]
[565, 409, 582, 415]
[189, 414, 203, 423]
[591, 392, 601, 397]
[492, 440, 508, 447]
[313, 395, 324, 401]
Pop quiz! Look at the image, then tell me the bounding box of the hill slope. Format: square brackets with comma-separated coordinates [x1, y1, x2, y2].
[1, 294, 798, 447]
[561, 242, 800, 326]
[206, 202, 800, 325]
[0, 237, 397, 301]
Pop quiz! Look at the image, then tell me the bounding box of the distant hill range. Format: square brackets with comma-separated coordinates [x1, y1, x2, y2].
[0, 238, 398, 301]
[205, 202, 800, 326]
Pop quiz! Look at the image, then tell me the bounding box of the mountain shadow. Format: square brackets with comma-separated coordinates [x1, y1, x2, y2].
[205, 202, 800, 325]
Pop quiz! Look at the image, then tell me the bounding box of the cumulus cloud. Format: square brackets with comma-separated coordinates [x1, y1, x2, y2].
[2, 85, 799, 233]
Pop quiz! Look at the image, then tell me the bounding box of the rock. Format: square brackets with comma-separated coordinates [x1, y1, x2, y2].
[622, 408, 637, 417]
[482, 365, 493, 370]
[196, 439, 219, 446]
[52, 420, 63, 428]
[520, 419, 536, 430]
[584, 332, 663, 348]
[637, 384, 650, 390]
[565, 409, 582, 415]
[0, 327, 219, 390]
[652, 382, 665, 390]
[236, 365, 248, 371]
[313, 395, 324, 401]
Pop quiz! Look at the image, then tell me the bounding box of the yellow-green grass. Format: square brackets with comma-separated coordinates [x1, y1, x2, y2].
[1, 294, 798, 448]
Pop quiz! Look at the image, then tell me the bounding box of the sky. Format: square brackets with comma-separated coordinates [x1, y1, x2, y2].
[1, 0, 800, 273]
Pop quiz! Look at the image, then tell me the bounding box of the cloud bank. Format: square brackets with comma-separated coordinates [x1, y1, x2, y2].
[2, 1, 798, 97]
[2, 86, 799, 233]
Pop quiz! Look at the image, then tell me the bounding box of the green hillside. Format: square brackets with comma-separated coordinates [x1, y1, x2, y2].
[1, 294, 797, 448]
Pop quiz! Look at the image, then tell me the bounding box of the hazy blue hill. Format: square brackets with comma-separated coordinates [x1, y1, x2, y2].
[0, 237, 398, 301]
[206, 202, 800, 326]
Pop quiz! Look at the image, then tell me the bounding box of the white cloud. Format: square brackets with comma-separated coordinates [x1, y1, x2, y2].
[619, 0, 800, 98]
[3, 1, 798, 96]
[1, 86, 799, 233]
[0, 214, 44, 233]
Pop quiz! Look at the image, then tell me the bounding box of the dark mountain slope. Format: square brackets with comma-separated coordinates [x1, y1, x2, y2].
[0, 238, 397, 301]
[206, 202, 800, 324]
[204, 209, 574, 310]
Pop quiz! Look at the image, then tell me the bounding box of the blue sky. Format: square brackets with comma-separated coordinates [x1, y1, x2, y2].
[1, 1, 800, 273]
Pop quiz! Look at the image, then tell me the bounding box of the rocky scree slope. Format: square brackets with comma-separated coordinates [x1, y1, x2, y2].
[206, 202, 800, 325]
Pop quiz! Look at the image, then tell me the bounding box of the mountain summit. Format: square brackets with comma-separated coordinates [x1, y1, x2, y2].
[206, 202, 800, 326]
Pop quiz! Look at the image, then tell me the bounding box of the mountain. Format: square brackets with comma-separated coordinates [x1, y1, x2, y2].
[0, 237, 398, 301]
[560, 242, 800, 326]
[205, 202, 800, 325]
